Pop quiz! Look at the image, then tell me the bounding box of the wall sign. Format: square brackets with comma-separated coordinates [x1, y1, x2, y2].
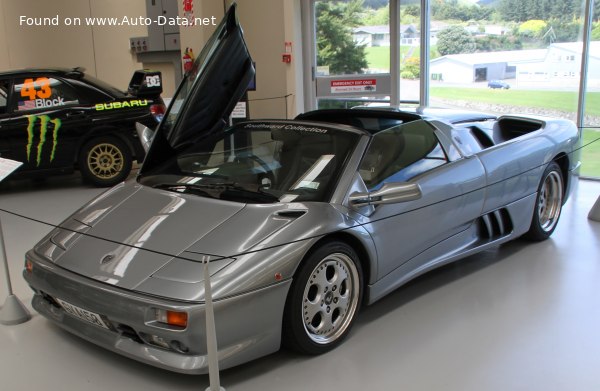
[330, 79, 377, 94]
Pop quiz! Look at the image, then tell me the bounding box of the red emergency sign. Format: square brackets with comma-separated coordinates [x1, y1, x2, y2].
[330, 79, 377, 93]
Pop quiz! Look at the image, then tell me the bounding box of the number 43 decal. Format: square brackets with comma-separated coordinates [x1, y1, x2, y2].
[20, 78, 52, 100]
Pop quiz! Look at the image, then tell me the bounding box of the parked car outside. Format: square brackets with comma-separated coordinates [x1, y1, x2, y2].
[488, 80, 511, 89]
[0, 68, 164, 186]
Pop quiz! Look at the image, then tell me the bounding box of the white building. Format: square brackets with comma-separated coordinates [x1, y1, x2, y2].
[465, 24, 511, 36]
[429, 42, 600, 86]
[430, 49, 547, 83]
[352, 25, 419, 47]
[515, 42, 600, 87]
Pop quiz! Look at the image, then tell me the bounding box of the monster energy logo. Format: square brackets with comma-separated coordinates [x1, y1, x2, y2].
[26, 115, 62, 166]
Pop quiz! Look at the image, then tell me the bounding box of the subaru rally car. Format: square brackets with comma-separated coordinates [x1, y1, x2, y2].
[0, 68, 164, 186]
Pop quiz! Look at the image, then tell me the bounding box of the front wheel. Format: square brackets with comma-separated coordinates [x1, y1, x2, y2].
[79, 136, 132, 187]
[283, 241, 363, 355]
[524, 161, 563, 241]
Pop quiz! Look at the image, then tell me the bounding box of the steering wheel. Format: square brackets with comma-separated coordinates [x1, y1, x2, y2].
[236, 154, 276, 187]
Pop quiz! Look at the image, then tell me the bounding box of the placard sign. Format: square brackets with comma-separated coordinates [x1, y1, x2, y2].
[331, 79, 377, 94]
[231, 101, 247, 119]
[0, 158, 22, 182]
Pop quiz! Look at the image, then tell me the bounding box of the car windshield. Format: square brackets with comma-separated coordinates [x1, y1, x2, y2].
[139, 122, 359, 203]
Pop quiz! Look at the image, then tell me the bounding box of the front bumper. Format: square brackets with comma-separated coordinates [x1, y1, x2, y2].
[24, 250, 291, 374]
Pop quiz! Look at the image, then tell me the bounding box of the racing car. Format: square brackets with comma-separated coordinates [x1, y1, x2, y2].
[0, 68, 164, 186]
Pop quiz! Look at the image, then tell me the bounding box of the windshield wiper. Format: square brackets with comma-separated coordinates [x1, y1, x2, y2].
[152, 182, 279, 203]
[220, 184, 280, 203]
[152, 182, 218, 198]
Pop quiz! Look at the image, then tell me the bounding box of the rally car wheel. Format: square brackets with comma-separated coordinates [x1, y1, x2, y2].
[79, 136, 132, 187]
[283, 241, 363, 355]
[525, 161, 563, 241]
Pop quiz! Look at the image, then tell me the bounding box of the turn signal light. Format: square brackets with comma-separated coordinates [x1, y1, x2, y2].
[25, 259, 33, 273]
[155, 309, 188, 328]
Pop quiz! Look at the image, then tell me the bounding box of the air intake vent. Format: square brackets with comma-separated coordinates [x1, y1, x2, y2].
[276, 210, 306, 219]
[479, 208, 513, 239]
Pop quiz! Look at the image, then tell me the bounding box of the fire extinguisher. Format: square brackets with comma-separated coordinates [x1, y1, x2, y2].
[183, 47, 194, 73]
[183, 0, 193, 13]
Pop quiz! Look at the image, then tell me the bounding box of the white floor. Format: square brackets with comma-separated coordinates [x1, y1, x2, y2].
[0, 175, 599, 391]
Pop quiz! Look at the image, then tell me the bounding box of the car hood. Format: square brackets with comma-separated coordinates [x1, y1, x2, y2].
[34, 183, 324, 301]
[36, 183, 247, 291]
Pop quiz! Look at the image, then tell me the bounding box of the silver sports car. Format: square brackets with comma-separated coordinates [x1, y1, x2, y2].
[24, 5, 579, 374]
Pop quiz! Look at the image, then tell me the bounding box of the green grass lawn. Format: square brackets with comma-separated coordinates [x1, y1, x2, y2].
[365, 46, 420, 70]
[430, 87, 600, 116]
[430, 87, 600, 177]
[365, 45, 439, 71]
[365, 46, 390, 70]
[581, 129, 600, 177]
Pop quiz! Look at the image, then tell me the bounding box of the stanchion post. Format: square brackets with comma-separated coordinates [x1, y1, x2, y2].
[0, 214, 31, 325]
[588, 194, 600, 222]
[0, 158, 31, 325]
[203, 256, 225, 391]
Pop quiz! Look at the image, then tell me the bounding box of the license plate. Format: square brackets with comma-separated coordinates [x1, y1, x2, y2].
[56, 298, 111, 330]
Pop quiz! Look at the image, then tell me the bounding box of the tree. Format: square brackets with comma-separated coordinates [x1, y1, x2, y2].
[404, 5, 420, 17]
[518, 20, 548, 38]
[400, 57, 420, 80]
[499, 0, 581, 22]
[436, 25, 476, 56]
[363, 6, 389, 25]
[475, 35, 523, 52]
[316, 0, 368, 74]
[432, 0, 494, 22]
[547, 18, 582, 43]
[592, 22, 600, 41]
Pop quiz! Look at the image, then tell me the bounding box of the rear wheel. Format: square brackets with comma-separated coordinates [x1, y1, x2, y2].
[79, 136, 132, 187]
[525, 161, 563, 241]
[283, 241, 363, 355]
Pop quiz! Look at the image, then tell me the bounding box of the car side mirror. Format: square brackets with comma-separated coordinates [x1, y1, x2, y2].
[349, 182, 422, 207]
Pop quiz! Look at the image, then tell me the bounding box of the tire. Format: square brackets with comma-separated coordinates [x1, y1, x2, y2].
[283, 241, 363, 355]
[524, 161, 564, 241]
[78, 136, 132, 187]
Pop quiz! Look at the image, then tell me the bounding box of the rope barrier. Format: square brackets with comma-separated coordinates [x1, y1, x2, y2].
[0, 135, 597, 269]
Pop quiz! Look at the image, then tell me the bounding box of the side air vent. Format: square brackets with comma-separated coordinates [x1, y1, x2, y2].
[479, 208, 513, 239]
[276, 210, 307, 219]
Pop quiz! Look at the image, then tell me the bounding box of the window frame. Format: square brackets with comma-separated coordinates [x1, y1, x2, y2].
[11, 75, 83, 114]
[358, 120, 449, 189]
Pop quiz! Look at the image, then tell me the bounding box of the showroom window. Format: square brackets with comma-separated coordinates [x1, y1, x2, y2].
[310, 0, 422, 107]
[304, 0, 599, 178]
[313, 0, 392, 109]
[425, 0, 596, 178]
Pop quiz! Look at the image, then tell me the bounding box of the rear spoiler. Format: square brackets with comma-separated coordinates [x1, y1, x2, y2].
[128, 70, 163, 98]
